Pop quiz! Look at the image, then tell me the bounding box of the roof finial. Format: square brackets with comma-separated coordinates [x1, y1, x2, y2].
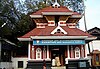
[55, 0, 57, 2]
[52, 0, 60, 8]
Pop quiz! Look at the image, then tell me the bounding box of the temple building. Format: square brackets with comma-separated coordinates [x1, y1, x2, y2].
[87, 27, 100, 68]
[18, 1, 96, 69]
[0, 38, 16, 69]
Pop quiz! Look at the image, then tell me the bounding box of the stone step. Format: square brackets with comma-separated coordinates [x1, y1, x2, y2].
[68, 67, 77, 69]
[51, 66, 66, 69]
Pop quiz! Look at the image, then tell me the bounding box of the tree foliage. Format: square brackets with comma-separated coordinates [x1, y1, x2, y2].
[23, 0, 84, 14]
[0, 0, 34, 43]
[0, 0, 84, 43]
[65, 0, 84, 14]
[0, 0, 18, 37]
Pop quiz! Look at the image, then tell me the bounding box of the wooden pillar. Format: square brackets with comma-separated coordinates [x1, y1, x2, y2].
[99, 54, 100, 65]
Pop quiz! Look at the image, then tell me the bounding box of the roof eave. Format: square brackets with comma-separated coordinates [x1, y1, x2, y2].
[0, 38, 16, 46]
[42, 12, 73, 15]
[18, 38, 32, 41]
[85, 37, 97, 40]
[70, 15, 82, 18]
[31, 36, 88, 39]
[30, 15, 43, 18]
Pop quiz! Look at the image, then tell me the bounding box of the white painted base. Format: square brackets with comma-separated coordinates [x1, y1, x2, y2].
[12, 57, 28, 69]
[51, 66, 66, 69]
[0, 62, 12, 69]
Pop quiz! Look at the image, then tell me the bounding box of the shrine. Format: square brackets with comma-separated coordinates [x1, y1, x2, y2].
[87, 27, 100, 69]
[18, 1, 96, 69]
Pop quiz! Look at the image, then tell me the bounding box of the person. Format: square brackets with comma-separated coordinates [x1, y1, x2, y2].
[55, 56, 61, 66]
[43, 60, 46, 69]
[65, 58, 68, 69]
[52, 59, 56, 66]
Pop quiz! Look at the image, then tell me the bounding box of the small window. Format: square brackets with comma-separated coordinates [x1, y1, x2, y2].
[96, 54, 99, 61]
[75, 47, 80, 58]
[57, 29, 61, 33]
[36, 48, 42, 59]
[18, 61, 23, 68]
[95, 54, 99, 65]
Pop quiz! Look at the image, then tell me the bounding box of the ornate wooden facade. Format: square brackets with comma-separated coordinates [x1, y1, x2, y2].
[91, 50, 100, 66]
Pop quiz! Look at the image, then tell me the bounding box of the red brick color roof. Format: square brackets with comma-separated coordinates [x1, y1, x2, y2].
[32, 6, 80, 15]
[20, 26, 91, 38]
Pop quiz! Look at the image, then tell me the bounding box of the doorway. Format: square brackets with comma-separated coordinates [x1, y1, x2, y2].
[51, 46, 65, 66]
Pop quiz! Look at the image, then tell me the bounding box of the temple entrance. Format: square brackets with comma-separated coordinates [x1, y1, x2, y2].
[51, 46, 65, 66]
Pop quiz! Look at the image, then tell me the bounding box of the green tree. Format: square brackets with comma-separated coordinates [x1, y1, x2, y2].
[23, 0, 84, 14]
[0, 0, 85, 43]
[0, 0, 24, 43]
[14, 14, 35, 37]
[65, 0, 84, 14]
[0, 0, 17, 37]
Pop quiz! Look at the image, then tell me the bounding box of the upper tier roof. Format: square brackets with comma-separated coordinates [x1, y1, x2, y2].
[30, 6, 81, 16]
[19, 26, 92, 38]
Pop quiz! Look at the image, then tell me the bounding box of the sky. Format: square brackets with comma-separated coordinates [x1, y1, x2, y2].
[79, 0, 100, 31]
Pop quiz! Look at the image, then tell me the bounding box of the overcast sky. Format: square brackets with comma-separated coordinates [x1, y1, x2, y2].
[79, 0, 100, 31]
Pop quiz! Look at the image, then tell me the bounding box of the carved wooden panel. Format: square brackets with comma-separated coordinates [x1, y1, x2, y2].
[44, 16, 55, 21]
[59, 16, 70, 21]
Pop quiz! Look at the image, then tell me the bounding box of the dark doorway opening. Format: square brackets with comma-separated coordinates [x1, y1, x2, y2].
[55, 16, 60, 26]
[51, 46, 65, 66]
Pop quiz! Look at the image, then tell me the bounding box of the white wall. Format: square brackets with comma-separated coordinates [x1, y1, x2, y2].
[86, 40, 100, 55]
[12, 57, 28, 69]
[86, 40, 100, 66]
[89, 40, 100, 52]
[0, 62, 12, 69]
[0, 41, 13, 69]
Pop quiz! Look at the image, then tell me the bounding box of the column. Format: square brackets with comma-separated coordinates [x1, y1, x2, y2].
[71, 46, 74, 58]
[47, 46, 49, 59]
[32, 46, 34, 59]
[81, 45, 84, 58]
[67, 45, 70, 58]
[85, 44, 87, 58]
[43, 46, 46, 59]
[28, 42, 31, 60]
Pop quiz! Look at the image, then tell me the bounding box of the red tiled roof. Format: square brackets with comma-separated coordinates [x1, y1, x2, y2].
[20, 26, 91, 38]
[32, 6, 72, 15]
[73, 12, 81, 15]
[92, 50, 100, 54]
